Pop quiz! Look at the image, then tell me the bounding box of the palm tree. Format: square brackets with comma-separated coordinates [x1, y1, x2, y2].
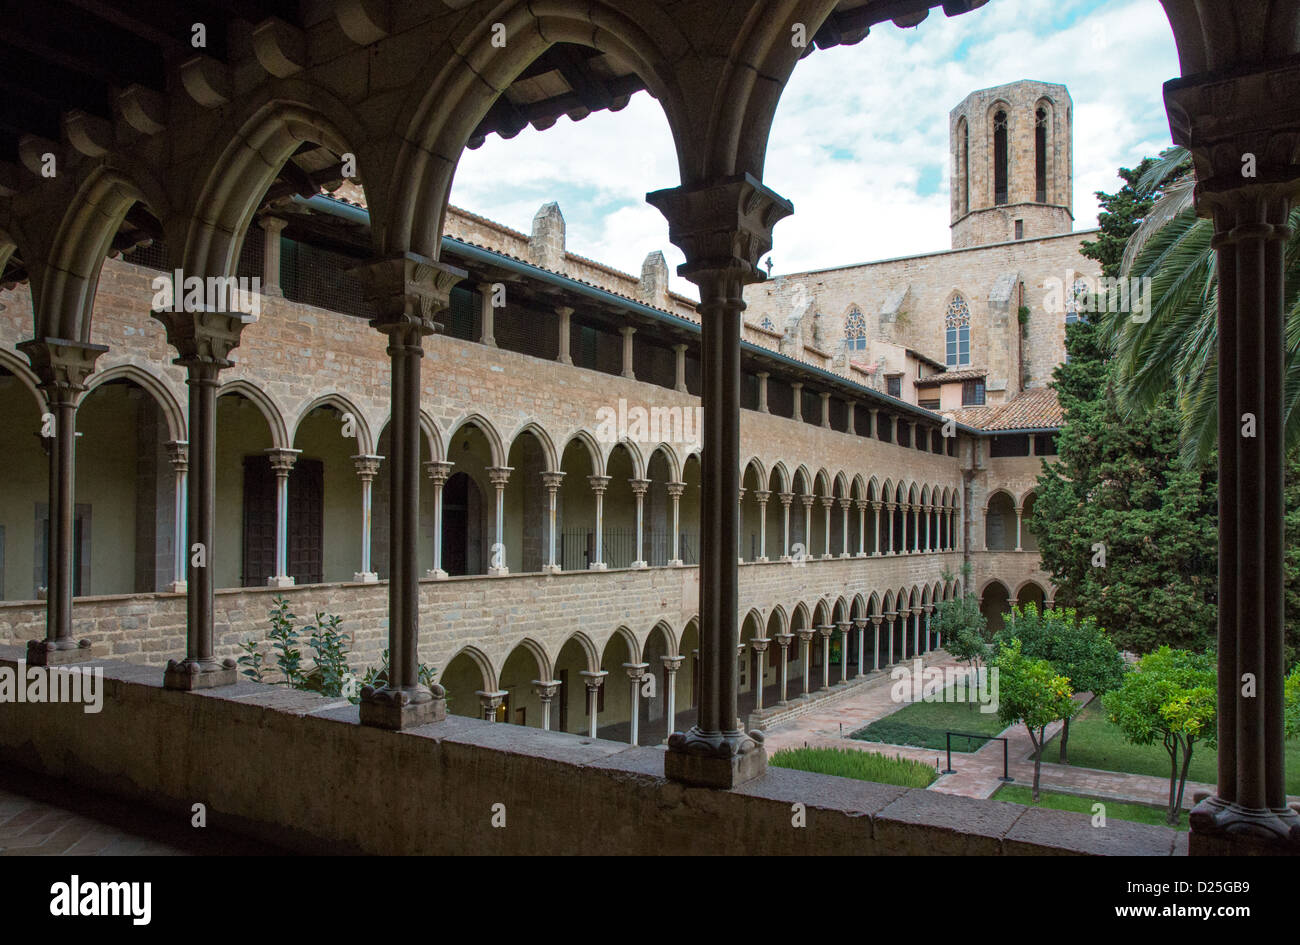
[1101, 146, 1300, 465]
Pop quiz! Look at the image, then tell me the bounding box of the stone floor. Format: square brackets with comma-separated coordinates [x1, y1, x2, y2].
[0, 770, 288, 856]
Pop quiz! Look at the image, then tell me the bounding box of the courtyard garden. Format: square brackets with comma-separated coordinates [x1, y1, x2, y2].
[770, 747, 937, 788]
[992, 784, 1188, 831]
[850, 683, 1006, 752]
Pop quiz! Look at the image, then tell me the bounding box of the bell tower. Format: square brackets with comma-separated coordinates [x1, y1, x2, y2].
[949, 80, 1073, 248]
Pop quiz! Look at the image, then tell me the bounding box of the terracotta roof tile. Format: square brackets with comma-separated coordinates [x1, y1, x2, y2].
[915, 368, 988, 387]
[951, 387, 1062, 431]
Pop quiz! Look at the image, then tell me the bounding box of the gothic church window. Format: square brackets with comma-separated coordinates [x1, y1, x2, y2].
[1035, 107, 1048, 202]
[993, 110, 1009, 205]
[845, 309, 867, 350]
[945, 294, 971, 367]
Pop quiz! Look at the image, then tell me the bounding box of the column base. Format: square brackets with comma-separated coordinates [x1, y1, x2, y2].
[757, 556, 769, 563]
[1188, 796, 1300, 853]
[541, 564, 562, 575]
[779, 555, 791, 562]
[588, 562, 608, 571]
[631, 560, 648, 569]
[167, 580, 187, 594]
[820, 554, 833, 560]
[855, 552, 868, 558]
[266, 575, 296, 588]
[359, 683, 447, 730]
[668, 559, 683, 568]
[738, 557, 745, 565]
[839, 553, 851, 559]
[664, 727, 767, 789]
[26, 638, 94, 666]
[163, 657, 238, 690]
[487, 566, 510, 577]
[353, 571, 379, 583]
[425, 568, 449, 580]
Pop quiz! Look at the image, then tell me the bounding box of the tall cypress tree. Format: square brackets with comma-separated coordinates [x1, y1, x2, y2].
[1032, 163, 1219, 654]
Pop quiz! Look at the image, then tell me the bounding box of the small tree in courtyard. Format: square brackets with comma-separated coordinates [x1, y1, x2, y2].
[931, 567, 991, 706]
[995, 603, 1124, 763]
[1102, 646, 1215, 825]
[991, 639, 1077, 801]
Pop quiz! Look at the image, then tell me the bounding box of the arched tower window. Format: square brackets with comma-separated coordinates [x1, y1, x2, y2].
[993, 110, 1008, 205]
[945, 295, 971, 367]
[956, 117, 969, 216]
[845, 308, 867, 350]
[1035, 107, 1048, 203]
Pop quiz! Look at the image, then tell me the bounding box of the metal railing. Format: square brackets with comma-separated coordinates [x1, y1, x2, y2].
[940, 731, 1014, 782]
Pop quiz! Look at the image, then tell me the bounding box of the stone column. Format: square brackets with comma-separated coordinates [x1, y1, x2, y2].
[922, 502, 931, 552]
[673, 343, 688, 393]
[885, 502, 895, 554]
[737, 486, 746, 563]
[923, 604, 934, 654]
[912, 606, 923, 658]
[647, 174, 790, 789]
[666, 481, 685, 566]
[620, 326, 636, 379]
[819, 390, 830, 428]
[1168, 67, 1300, 852]
[555, 305, 573, 365]
[259, 216, 286, 297]
[661, 655, 683, 736]
[870, 615, 882, 670]
[146, 309, 256, 688]
[629, 478, 650, 568]
[796, 629, 814, 696]
[478, 282, 498, 347]
[856, 499, 867, 557]
[532, 679, 560, 730]
[624, 662, 649, 745]
[839, 497, 851, 557]
[487, 466, 512, 576]
[868, 407, 877, 439]
[165, 440, 189, 593]
[351, 254, 463, 727]
[872, 500, 882, 556]
[580, 669, 607, 738]
[587, 475, 610, 570]
[773, 632, 793, 704]
[477, 690, 507, 722]
[353, 454, 382, 582]
[790, 381, 803, 421]
[910, 503, 920, 553]
[1014, 504, 1023, 552]
[819, 496, 833, 559]
[801, 494, 814, 558]
[836, 621, 851, 685]
[424, 460, 452, 579]
[817, 625, 833, 690]
[754, 489, 770, 561]
[884, 612, 897, 666]
[18, 338, 106, 665]
[749, 638, 769, 710]
[541, 471, 564, 573]
[265, 447, 301, 587]
[756, 372, 769, 413]
[853, 617, 868, 678]
[845, 399, 855, 434]
[779, 491, 793, 560]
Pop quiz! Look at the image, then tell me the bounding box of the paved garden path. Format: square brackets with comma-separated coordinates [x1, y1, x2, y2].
[761, 652, 1220, 811]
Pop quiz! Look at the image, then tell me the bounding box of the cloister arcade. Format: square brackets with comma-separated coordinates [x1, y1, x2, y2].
[0, 0, 1294, 853]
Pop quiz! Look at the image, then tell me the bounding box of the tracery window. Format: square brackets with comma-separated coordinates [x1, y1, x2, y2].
[945, 294, 971, 367]
[993, 110, 1009, 205]
[845, 308, 867, 350]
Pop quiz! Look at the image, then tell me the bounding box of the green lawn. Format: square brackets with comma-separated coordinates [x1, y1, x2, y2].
[851, 684, 1006, 752]
[993, 783, 1187, 831]
[770, 747, 937, 788]
[1044, 701, 1300, 795]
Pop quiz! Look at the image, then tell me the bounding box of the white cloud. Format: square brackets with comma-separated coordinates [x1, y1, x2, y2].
[450, 0, 1182, 296]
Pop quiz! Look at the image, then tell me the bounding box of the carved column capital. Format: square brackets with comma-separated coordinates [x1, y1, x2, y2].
[815, 624, 834, 639]
[628, 477, 651, 496]
[772, 632, 794, 648]
[587, 474, 611, 495]
[165, 439, 189, 473]
[541, 470, 566, 491]
[660, 655, 684, 673]
[265, 447, 301, 475]
[351, 252, 466, 337]
[779, 491, 794, 507]
[749, 637, 770, 654]
[753, 489, 771, 504]
[424, 459, 453, 485]
[532, 679, 560, 701]
[795, 629, 815, 643]
[149, 310, 251, 372]
[623, 661, 649, 682]
[665, 480, 686, 498]
[645, 173, 793, 287]
[17, 337, 109, 402]
[579, 669, 608, 692]
[353, 453, 383, 480]
[800, 494, 815, 509]
[487, 465, 513, 488]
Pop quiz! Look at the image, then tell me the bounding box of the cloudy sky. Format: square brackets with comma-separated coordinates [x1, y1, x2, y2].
[450, 0, 1182, 298]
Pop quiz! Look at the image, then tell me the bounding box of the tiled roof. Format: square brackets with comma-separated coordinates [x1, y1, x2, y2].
[915, 368, 987, 387]
[951, 387, 1062, 431]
